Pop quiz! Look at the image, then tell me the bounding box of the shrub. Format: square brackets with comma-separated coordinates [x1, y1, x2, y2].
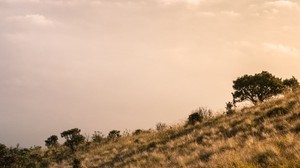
[133, 129, 143, 135]
[45, 135, 59, 148]
[91, 131, 104, 143]
[108, 130, 121, 139]
[187, 107, 212, 125]
[266, 107, 289, 118]
[156, 122, 167, 131]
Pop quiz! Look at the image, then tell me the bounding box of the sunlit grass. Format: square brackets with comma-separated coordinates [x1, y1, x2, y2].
[50, 90, 300, 167]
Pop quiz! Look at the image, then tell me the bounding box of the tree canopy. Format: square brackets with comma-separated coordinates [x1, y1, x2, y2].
[232, 71, 284, 105]
[61, 128, 85, 151]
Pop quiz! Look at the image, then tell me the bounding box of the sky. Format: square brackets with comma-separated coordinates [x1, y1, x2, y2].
[1, 0, 300, 147]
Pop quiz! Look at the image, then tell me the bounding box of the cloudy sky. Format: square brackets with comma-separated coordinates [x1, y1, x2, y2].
[1, 0, 300, 147]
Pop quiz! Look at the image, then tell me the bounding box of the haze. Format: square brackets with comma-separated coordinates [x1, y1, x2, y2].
[1, 0, 300, 147]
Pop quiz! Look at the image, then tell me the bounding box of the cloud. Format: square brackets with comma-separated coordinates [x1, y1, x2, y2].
[263, 43, 299, 57]
[196, 11, 216, 17]
[160, 0, 204, 5]
[265, 0, 299, 9]
[220, 11, 240, 17]
[7, 14, 54, 27]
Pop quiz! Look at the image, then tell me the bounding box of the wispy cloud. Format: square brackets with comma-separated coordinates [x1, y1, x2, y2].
[220, 11, 240, 17]
[263, 43, 299, 57]
[265, 0, 299, 9]
[7, 14, 54, 27]
[160, 0, 204, 5]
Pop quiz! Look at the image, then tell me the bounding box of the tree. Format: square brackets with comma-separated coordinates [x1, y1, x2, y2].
[61, 128, 85, 152]
[232, 71, 284, 105]
[0, 143, 8, 166]
[283, 76, 299, 91]
[225, 101, 235, 115]
[45, 135, 59, 148]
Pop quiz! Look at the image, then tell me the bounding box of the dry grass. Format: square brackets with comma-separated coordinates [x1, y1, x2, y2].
[51, 90, 300, 168]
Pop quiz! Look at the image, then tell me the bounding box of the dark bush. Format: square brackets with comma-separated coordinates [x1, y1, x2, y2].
[45, 135, 59, 148]
[108, 130, 121, 139]
[188, 107, 212, 125]
[266, 107, 289, 118]
[293, 123, 300, 133]
[133, 129, 143, 135]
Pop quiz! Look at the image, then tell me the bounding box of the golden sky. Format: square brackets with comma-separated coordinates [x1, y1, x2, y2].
[1, 0, 300, 146]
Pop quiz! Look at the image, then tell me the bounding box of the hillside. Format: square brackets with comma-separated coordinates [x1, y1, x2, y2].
[48, 90, 300, 168]
[1, 90, 300, 168]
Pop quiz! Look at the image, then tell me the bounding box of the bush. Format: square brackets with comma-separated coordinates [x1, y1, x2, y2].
[133, 129, 143, 135]
[91, 131, 104, 143]
[188, 107, 212, 125]
[45, 135, 59, 148]
[156, 122, 167, 131]
[266, 107, 289, 118]
[108, 130, 121, 139]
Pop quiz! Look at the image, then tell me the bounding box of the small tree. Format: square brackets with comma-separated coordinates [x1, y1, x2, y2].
[225, 101, 235, 115]
[232, 71, 284, 105]
[45, 135, 59, 148]
[61, 128, 85, 152]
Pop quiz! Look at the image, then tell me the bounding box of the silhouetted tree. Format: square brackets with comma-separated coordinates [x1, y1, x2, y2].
[61, 128, 85, 152]
[225, 101, 235, 115]
[45, 135, 59, 148]
[232, 71, 284, 105]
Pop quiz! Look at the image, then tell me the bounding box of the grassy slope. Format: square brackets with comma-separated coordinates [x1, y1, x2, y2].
[52, 90, 300, 168]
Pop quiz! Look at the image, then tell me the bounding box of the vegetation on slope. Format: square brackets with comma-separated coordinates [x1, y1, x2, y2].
[49, 89, 300, 168]
[1, 71, 300, 167]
